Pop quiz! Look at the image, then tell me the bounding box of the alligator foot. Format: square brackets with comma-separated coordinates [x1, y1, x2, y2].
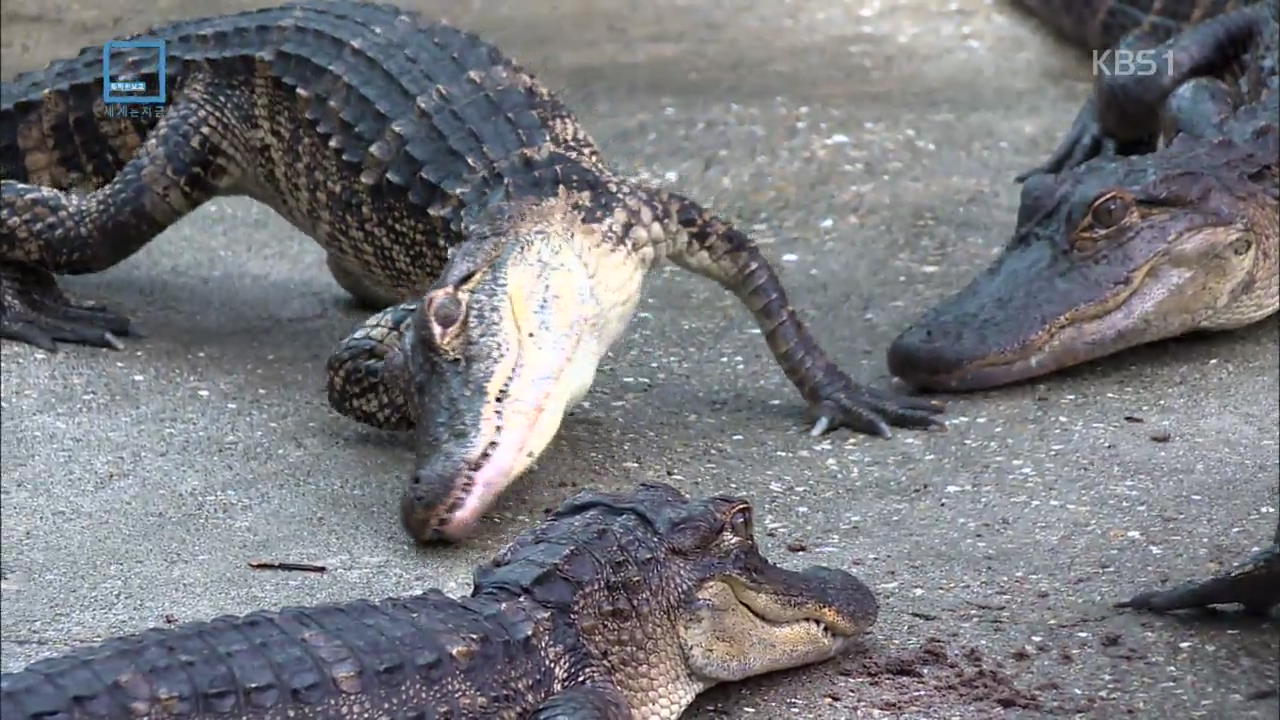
[0, 262, 132, 351]
[326, 302, 417, 431]
[808, 367, 945, 438]
[1116, 541, 1280, 615]
[1016, 100, 1112, 180]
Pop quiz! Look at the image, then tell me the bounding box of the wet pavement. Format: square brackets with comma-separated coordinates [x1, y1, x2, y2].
[2, 0, 1278, 717]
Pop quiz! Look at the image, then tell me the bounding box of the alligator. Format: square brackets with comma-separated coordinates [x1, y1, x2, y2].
[0, 482, 879, 719]
[887, 0, 1278, 391]
[889, 0, 1280, 613]
[0, 1, 944, 543]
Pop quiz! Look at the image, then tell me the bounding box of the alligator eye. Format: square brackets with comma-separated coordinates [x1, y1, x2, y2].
[1230, 237, 1252, 256]
[1088, 193, 1132, 229]
[427, 292, 465, 331]
[419, 289, 469, 354]
[728, 506, 753, 540]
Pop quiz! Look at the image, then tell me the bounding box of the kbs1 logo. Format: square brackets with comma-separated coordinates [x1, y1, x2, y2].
[101, 39, 167, 105]
[1091, 48, 1174, 77]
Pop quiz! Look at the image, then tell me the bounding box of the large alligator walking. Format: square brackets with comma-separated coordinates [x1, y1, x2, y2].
[0, 1, 943, 543]
[892, 0, 1280, 613]
[0, 483, 878, 719]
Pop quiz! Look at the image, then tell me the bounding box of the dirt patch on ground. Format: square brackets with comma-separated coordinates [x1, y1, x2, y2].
[833, 637, 1081, 717]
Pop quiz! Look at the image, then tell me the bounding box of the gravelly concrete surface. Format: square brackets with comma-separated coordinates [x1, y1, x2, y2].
[2, 1, 1277, 718]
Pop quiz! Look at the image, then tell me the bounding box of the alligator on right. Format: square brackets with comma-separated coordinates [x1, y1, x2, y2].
[890, 0, 1279, 614]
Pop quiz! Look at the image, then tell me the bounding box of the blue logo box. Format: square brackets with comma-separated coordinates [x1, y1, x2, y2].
[102, 39, 166, 104]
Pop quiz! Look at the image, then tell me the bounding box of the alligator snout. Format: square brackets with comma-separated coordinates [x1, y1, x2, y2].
[887, 323, 969, 389]
[400, 463, 489, 543]
[887, 318, 1016, 391]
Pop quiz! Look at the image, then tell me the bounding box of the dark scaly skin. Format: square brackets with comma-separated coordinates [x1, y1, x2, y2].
[888, 0, 1278, 389]
[0, 2, 943, 543]
[0, 483, 879, 719]
[1116, 515, 1280, 614]
[891, 0, 1279, 613]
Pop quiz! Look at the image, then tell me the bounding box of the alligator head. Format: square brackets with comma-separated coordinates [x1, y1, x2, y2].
[473, 482, 878, 717]
[400, 193, 649, 542]
[888, 130, 1278, 391]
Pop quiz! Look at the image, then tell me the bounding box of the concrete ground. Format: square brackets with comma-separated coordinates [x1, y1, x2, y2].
[2, 0, 1277, 717]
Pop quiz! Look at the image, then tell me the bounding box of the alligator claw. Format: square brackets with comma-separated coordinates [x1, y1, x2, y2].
[809, 368, 946, 438]
[1115, 541, 1280, 615]
[809, 416, 832, 437]
[1, 262, 133, 351]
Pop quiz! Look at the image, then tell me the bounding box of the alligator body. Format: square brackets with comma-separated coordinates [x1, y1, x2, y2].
[887, 0, 1278, 391]
[0, 483, 879, 720]
[0, 1, 942, 542]
[892, 0, 1280, 613]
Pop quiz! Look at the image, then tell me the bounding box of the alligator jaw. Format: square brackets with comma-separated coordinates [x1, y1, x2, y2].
[682, 564, 877, 683]
[895, 249, 1168, 391]
[405, 294, 596, 542]
[401, 197, 647, 542]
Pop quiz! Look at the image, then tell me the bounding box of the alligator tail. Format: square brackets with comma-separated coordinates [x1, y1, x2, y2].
[0, 593, 462, 719]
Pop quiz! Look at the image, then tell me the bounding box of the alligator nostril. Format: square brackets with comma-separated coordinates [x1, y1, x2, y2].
[887, 322, 965, 388]
[402, 468, 464, 544]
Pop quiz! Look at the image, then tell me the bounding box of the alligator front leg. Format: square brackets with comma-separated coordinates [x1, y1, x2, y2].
[0, 74, 246, 350]
[1017, 4, 1270, 179]
[0, 262, 132, 350]
[1117, 517, 1280, 615]
[326, 302, 418, 431]
[529, 685, 633, 720]
[662, 193, 944, 437]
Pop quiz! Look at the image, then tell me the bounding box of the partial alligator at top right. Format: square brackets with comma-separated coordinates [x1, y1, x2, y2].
[888, 0, 1278, 392]
[892, 0, 1279, 614]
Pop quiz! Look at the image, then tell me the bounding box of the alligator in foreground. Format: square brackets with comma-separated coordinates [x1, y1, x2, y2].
[0, 1, 943, 543]
[892, 0, 1280, 614]
[0, 482, 878, 719]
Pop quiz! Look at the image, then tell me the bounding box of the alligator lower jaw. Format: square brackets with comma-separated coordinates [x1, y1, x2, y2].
[430, 359, 608, 541]
[684, 580, 857, 683]
[900, 354, 1075, 392]
[432, 396, 573, 541]
[900, 319, 1160, 392]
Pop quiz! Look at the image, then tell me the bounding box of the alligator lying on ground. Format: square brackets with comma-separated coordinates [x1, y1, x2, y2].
[0, 483, 877, 719]
[892, 0, 1280, 613]
[888, 0, 1278, 391]
[0, 1, 943, 543]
